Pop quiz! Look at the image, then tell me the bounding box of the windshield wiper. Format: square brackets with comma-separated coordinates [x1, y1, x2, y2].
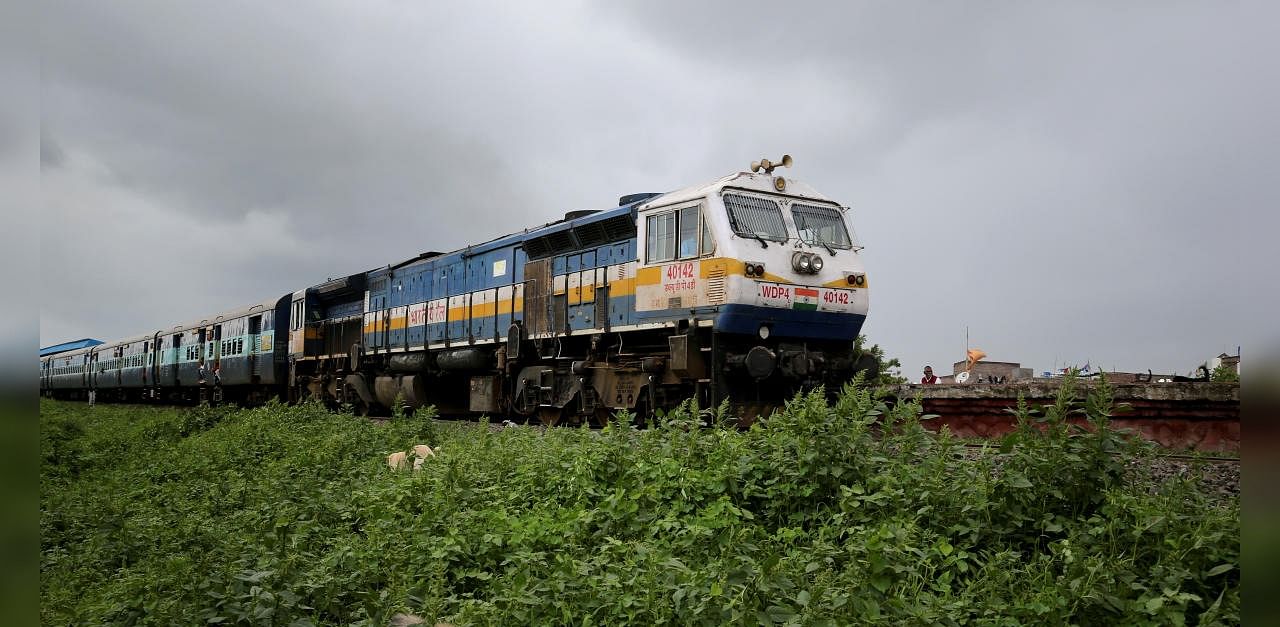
[749, 233, 769, 249]
[814, 237, 836, 256]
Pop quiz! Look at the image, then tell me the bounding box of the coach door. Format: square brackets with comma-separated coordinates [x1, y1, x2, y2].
[145, 335, 159, 389]
[169, 333, 181, 386]
[197, 328, 207, 375]
[150, 333, 161, 388]
[248, 314, 262, 379]
[289, 296, 305, 357]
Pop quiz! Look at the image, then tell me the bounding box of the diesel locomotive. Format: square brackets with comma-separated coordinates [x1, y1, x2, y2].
[41, 157, 875, 424]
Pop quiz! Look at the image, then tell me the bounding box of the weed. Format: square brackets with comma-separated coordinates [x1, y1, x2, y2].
[40, 376, 1237, 625]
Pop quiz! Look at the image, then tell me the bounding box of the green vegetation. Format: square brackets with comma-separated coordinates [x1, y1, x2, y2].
[1210, 362, 1240, 383]
[41, 379, 1238, 625]
[853, 334, 905, 385]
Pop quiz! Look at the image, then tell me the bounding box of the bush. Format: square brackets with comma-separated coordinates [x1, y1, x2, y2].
[40, 377, 1238, 625]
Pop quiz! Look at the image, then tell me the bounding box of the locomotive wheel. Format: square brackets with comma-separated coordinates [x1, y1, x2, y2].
[347, 385, 371, 417]
[538, 406, 562, 427]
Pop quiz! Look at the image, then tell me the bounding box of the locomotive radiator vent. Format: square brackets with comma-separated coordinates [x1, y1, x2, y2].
[706, 266, 727, 304]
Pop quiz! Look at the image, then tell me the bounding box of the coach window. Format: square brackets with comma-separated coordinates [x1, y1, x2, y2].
[678, 205, 700, 259]
[646, 211, 677, 263]
[647, 204, 709, 264]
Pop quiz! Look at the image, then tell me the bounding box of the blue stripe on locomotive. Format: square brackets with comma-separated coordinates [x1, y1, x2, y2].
[715, 304, 866, 340]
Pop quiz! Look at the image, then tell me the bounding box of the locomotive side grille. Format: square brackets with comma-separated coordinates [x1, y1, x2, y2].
[576, 214, 636, 247]
[525, 230, 576, 260]
[525, 237, 551, 259]
[544, 230, 575, 252]
[574, 221, 607, 247]
[594, 287, 608, 329]
[552, 294, 567, 332]
[525, 214, 637, 260]
[706, 267, 726, 304]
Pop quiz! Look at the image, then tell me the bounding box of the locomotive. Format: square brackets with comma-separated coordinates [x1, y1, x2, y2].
[41, 157, 875, 424]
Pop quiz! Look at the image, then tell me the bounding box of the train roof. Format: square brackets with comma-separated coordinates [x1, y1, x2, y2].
[165, 297, 283, 334]
[360, 171, 837, 279]
[637, 171, 835, 210]
[43, 347, 91, 362]
[93, 332, 160, 350]
[363, 192, 659, 280]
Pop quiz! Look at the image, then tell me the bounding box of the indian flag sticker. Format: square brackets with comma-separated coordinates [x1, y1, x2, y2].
[793, 287, 819, 311]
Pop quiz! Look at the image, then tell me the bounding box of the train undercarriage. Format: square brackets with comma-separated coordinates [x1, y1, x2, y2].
[288, 322, 879, 426]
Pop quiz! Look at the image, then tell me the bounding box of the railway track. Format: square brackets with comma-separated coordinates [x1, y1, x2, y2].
[962, 442, 1239, 463]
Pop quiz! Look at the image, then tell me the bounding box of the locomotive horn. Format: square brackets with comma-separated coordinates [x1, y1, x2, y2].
[750, 154, 794, 174]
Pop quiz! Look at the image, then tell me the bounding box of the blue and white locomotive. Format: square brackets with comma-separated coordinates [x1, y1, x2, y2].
[41, 157, 875, 422]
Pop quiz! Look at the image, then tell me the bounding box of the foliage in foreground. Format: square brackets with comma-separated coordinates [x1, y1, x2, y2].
[41, 379, 1238, 625]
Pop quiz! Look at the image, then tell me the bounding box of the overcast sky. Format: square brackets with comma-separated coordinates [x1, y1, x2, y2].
[40, 1, 1278, 377]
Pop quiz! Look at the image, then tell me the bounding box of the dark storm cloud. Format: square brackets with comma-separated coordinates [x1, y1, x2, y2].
[40, 1, 1277, 377]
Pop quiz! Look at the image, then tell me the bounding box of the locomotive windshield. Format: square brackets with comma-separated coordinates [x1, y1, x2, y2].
[723, 193, 788, 242]
[791, 202, 853, 249]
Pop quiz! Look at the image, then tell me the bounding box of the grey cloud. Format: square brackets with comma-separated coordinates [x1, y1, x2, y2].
[594, 1, 1278, 374]
[40, 129, 64, 169]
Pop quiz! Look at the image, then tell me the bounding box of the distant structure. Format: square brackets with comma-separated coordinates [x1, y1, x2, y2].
[940, 360, 1033, 384]
[1210, 352, 1240, 377]
[1090, 371, 1177, 384]
[39, 338, 102, 357]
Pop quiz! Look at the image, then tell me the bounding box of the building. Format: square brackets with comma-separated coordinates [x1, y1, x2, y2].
[1211, 353, 1240, 377]
[943, 360, 1033, 384]
[39, 338, 103, 357]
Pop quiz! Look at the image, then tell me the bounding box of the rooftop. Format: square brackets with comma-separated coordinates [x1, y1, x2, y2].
[39, 338, 103, 357]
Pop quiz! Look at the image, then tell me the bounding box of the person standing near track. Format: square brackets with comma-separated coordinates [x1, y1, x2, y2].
[921, 365, 939, 385]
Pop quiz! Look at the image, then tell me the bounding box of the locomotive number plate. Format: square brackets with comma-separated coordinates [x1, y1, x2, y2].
[756, 283, 858, 313]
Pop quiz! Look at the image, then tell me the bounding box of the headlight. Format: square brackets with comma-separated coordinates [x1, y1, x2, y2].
[791, 252, 823, 274]
[758, 325, 771, 340]
[792, 252, 811, 273]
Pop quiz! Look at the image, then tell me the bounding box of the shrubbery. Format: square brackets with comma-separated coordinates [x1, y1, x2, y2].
[40, 378, 1238, 625]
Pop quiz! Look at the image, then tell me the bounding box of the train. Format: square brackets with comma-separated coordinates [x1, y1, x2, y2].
[40, 157, 876, 424]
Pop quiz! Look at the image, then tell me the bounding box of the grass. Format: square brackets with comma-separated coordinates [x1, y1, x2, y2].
[40, 378, 1239, 625]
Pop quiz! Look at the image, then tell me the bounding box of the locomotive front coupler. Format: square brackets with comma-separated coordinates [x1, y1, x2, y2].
[778, 345, 825, 380]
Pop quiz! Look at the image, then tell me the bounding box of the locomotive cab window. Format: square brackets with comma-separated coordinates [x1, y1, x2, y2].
[791, 202, 854, 250]
[723, 193, 788, 243]
[646, 203, 710, 264]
